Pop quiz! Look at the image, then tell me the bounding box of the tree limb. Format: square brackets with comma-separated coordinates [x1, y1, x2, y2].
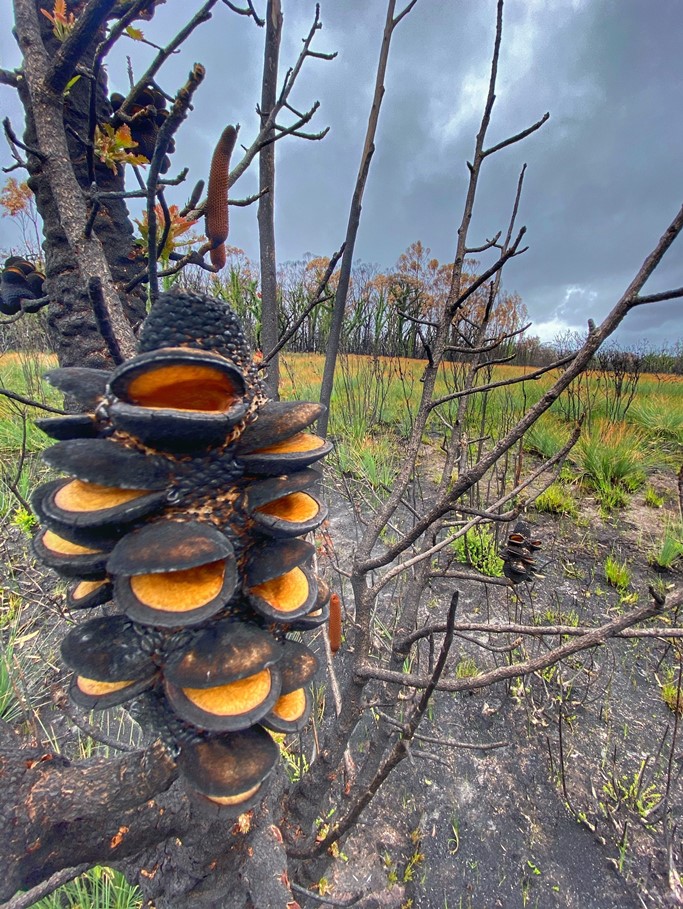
[482, 111, 550, 158]
[0, 739, 178, 900]
[0, 69, 20, 88]
[114, 1, 218, 121]
[629, 286, 683, 306]
[292, 591, 459, 858]
[47, 0, 119, 94]
[358, 591, 680, 693]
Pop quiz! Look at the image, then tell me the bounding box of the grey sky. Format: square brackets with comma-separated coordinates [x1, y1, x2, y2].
[1, 0, 681, 348]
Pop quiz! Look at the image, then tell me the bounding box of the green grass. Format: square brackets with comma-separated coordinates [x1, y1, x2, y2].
[455, 657, 479, 679]
[32, 866, 142, 909]
[0, 353, 60, 519]
[659, 666, 683, 715]
[644, 485, 665, 508]
[534, 482, 578, 518]
[629, 392, 683, 448]
[648, 522, 683, 571]
[573, 421, 664, 509]
[604, 554, 631, 591]
[450, 525, 504, 577]
[0, 639, 23, 724]
[333, 433, 399, 491]
[523, 415, 571, 459]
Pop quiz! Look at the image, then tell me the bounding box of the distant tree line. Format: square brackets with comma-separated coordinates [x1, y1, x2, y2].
[175, 241, 683, 374]
[2, 178, 681, 374]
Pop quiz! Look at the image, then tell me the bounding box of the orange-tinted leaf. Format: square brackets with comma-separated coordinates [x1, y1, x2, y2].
[0, 178, 34, 218]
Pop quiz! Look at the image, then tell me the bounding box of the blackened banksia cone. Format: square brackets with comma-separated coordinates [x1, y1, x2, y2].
[32, 290, 332, 814]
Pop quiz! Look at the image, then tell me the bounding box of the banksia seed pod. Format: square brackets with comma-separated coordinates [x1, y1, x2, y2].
[110, 85, 175, 173]
[205, 126, 237, 270]
[501, 521, 541, 584]
[32, 290, 331, 814]
[0, 257, 45, 316]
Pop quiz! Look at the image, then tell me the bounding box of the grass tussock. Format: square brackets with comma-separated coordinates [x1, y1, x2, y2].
[32, 866, 142, 909]
[534, 482, 578, 518]
[573, 421, 664, 508]
[648, 522, 683, 571]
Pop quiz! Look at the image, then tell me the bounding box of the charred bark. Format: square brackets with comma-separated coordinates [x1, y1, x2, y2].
[15, 0, 147, 368]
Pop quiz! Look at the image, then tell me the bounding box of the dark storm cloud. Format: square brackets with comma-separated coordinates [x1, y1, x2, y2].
[1, 0, 680, 347]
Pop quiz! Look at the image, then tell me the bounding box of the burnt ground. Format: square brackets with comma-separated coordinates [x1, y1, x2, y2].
[298, 470, 683, 909]
[1, 468, 682, 909]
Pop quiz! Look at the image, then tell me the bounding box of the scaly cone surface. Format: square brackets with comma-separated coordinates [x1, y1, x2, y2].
[32, 290, 332, 814]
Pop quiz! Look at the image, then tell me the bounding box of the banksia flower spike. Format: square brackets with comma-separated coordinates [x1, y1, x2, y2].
[33, 289, 333, 815]
[205, 125, 237, 270]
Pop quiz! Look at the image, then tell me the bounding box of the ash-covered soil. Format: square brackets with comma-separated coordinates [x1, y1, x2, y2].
[301, 471, 683, 909]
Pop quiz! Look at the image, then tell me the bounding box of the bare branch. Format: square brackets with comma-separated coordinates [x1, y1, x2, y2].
[368, 425, 578, 596]
[449, 227, 527, 317]
[445, 321, 532, 354]
[482, 111, 550, 158]
[305, 49, 338, 61]
[2, 414, 32, 513]
[146, 64, 206, 303]
[55, 688, 138, 753]
[392, 0, 420, 28]
[230, 189, 268, 207]
[3, 116, 46, 162]
[397, 617, 683, 653]
[262, 244, 345, 364]
[472, 351, 515, 369]
[222, 0, 265, 26]
[429, 354, 574, 410]
[223, 5, 330, 192]
[95, 0, 154, 62]
[114, 1, 218, 121]
[396, 309, 438, 328]
[0, 69, 20, 89]
[1, 864, 93, 909]
[290, 882, 363, 907]
[358, 592, 679, 692]
[465, 231, 502, 254]
[88, 277, 125, 366]
[374, 710, 508, 750]
[46, 0, 119, 93]
[629, 286, 683, 306]
[293, 592, 459, 859]
[2, 162, 27, 174]
[0, 388, 66, 415]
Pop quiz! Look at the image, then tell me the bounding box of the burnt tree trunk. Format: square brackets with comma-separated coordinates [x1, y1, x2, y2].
[15, 0, 146, 368]
[0, 720, 301, 907]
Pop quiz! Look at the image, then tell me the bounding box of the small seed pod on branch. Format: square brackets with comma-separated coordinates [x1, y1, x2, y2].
[329, 592, 342, 654]
[205, 125, 237, 270]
